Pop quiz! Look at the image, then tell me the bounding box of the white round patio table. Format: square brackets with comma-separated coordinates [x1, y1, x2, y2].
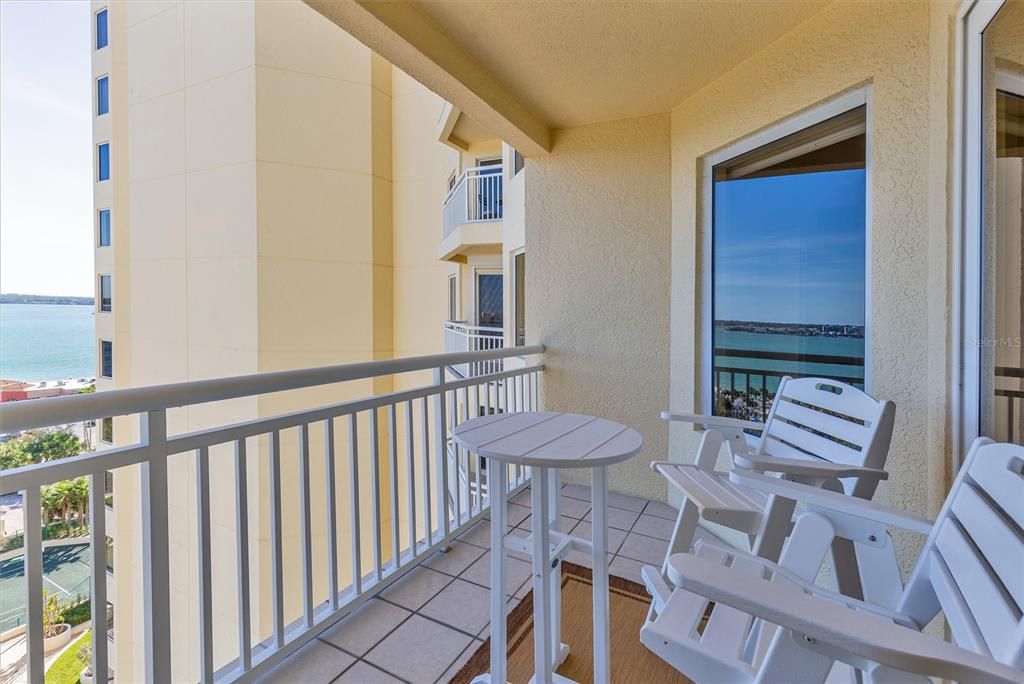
[453, 411, 643, 684]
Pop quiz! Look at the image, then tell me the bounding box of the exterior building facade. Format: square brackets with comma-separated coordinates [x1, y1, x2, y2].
[88, 1, 522, 678]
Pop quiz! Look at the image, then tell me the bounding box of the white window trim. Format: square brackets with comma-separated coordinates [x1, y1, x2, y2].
[512, 249, 526, 346]
[98, 274, 112, 313]
[96, 74, 109, 116]
[700, 86, 873, 415]
[94, 7, 108, 51]
[952, 0, 1008, 467]
[96, 141, 111, 182]
[471, 265, 503, 328]
[447, 273, 458, 321]
[97, 208, 111, 247]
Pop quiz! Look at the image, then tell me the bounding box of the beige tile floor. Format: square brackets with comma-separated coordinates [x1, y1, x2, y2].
[257, 483, 684, 684]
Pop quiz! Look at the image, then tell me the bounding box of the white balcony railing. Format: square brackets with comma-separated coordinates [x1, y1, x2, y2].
[442, 166, 503, 239]
[0, 345, 542, 683]
[443, 321, 504, 377]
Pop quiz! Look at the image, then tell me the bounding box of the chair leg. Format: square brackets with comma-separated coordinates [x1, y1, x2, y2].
[756, 628, 834, 684]
[661, 496, 700, 577]
[751, 494, 796, 563]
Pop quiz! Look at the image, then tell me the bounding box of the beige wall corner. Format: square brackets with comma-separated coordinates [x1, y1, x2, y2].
[526, 113, 672, 501]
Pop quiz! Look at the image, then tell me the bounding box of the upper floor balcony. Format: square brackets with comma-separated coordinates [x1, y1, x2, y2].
[438, 166, 503, 262]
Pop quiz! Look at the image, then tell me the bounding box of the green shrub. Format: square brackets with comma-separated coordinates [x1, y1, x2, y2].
[45, 630, 91, 684]
[61, 600, 91, 627]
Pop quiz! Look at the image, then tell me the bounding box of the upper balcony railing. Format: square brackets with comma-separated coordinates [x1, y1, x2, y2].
[0, 345, 542, 683]
[442, 166, 503, 239]
[713, 347, 865, 422]
[443, 321, 504, 377]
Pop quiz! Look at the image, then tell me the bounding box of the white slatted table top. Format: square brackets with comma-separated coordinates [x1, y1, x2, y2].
[452, 411, 643, 468]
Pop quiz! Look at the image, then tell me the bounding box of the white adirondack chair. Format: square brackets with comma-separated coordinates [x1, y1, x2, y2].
[640, 437, 1024, 684]
[647, 377, 895, 601]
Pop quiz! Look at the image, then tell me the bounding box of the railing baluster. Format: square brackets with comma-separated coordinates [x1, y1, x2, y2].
[434, 368, 450, 542]
[460, 385, 470, 519]
[324, 419, 339, 611]
[388, 404, 401, 570]
[88, 471, 109, 684]
[24, 485, 43, 684]
[449, 387, 461, 526]
[196, 447, 214, 683]
[269, 430, 285, 647]
[140, 409, 172, 681]
[472, 384, 481, 513]
[420, 396, 432, 546]
[298, 425, 314, 627]
[234, 439, 252, 673]
[348, 414, 362, 596]
[370, 409, 383, 581]
[405, 400, 417, 556]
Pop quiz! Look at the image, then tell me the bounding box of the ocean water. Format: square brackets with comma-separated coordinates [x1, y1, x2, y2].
[0, 304, 95, 382]
[714, 326, 865, 393]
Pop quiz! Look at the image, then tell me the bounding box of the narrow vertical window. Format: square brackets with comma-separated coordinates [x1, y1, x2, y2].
[96, 9, 108, 50]
[99, 275, 112, 312]
[105, 536, 114, 573]
[100, 340, 113, 378]
[103, 468, 114, 508]
[711, 105, 867, 421]
[100, 419, 114, 446]
[99, 419, 112, 446]
[448, 275, 457, 321]
[97, 143, 110, 181]
[97, 76, 109, 116]
[514, 252, 526, 346]
[513, 149, 525, 176]
[98, 209, 111, 246]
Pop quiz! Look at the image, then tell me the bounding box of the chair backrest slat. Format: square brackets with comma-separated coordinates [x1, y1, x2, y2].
[902, 440, 1024, 668]
[756, 378, 895, 496]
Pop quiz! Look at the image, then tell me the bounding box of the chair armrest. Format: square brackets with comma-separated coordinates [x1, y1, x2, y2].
[733, 453, 889, 482]
[730, 469, 933, 535]
[673, 554, 1023, 684]
[660, 411, 764, 433]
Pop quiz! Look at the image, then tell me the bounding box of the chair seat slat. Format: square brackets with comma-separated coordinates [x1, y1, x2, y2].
[952, 484, 1024, 612]
[935, 519, 1019, 659]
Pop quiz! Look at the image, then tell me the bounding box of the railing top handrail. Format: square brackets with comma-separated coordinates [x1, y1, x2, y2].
[443, 165, 504, 204]
[444, 321, 503, 334]
[714, 347, 865, 366]
[0, 344, 542, 433]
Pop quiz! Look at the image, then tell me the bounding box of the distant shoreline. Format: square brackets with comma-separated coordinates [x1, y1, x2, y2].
[1, 294, 94, 306]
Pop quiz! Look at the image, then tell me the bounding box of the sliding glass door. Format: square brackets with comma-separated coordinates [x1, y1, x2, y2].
[979, 5, 1024, 444]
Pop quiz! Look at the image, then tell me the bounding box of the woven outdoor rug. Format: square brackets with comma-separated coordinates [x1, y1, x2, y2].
[451, 561, 692, 683]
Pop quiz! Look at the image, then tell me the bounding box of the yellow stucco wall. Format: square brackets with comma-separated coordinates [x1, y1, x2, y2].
[668, 0, 960, 567]
[526, 114, 673, 500]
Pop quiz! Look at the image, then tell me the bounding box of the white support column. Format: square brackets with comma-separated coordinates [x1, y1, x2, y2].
[140, 409, 172, 682]
[23, 486, 43, 684]
[591, 466, 611, 684]
[88, 472, 109, 684]
[546, 468, 566, 668]
[531, 468, 554, 684]
[478, 462, 508, 684]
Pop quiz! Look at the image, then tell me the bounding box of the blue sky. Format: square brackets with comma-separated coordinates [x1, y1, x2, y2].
[713, 169, 866, 326]
[0, 1, 92, 296]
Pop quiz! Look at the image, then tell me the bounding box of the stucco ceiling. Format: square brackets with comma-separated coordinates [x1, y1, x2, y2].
[413, 0, 830, 129]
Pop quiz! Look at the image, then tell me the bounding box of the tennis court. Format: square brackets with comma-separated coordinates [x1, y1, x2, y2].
[0, 543, 91, 632]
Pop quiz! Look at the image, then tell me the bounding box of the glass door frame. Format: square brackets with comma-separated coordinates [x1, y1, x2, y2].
[953, 0, 1010, 465]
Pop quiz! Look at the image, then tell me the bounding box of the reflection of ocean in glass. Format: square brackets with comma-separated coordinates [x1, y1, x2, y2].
[0, 304, 95, 381]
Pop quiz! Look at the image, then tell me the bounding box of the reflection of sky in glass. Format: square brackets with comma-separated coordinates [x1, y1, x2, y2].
[714, 169, 866, 326]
